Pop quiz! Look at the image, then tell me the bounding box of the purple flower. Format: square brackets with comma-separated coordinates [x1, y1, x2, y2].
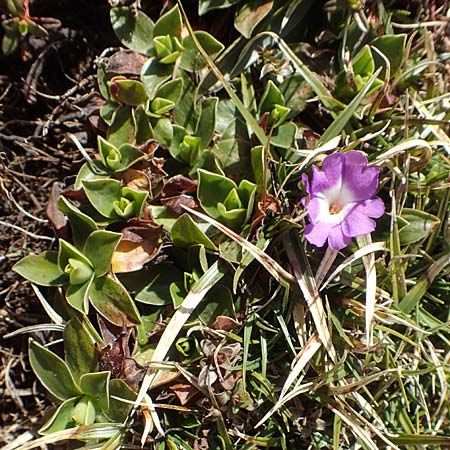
[302, 151, 384, 250]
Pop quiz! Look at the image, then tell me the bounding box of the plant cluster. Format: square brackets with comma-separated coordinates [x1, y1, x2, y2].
[8, 1, 450, 449]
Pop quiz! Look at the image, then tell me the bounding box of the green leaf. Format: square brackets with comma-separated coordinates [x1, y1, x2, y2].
[64, 317, 99, 382]
[38, 397, 79, 435]
[279, 74, 312, 116]
[110, 79, 148, 106]
[80, 371, 110, 413]
[58, 239, 93, 274]
[150, 205, 180, 232]
[154, 77, 184, 104]
[58, 196, 98, 248]
[29, 339, 82, 401]
[66, 277, 93, 314]
[198, 0, 242, 15]
[100, 101, 118, 124]
[135, 264, 183, 305]
[153, 34, 184, 64]
[197, 169, 237, 220]
[197, 169, 255, 228]
[173, 71, 197, 131]
[196, 284, 235, 325]
[133, 105, 153, 145]
[153, 5, 182, 37]
[141, 57, 173, 99]
[82, 178, 122, 219]
[89, 275, 141, 325]
[318, 68, 382, 144]
[259, 80, 285, 113]
[98, 136, 146, 173]
[372, 34, 407, 76]
[235, 0, 274, 38]
[13, 251, 67, 286]
[2, 25, 20, 55]
[6, 0, 26, 16]
[353, 45, 375, 77]
[110, 7, 154, 55]
[251, 145, 267, 192]
[180, 31, 224, 71]
[196, 97, 218, 149]
[107, 379, 136, 422]
[152, 116, 173, 147]
[170, 127, 200, 164]
[170, 280, 186, 308]
[270, 122, 297, 148]
[390, 434, 450, 445]
[71, 396, 96, 425]
[74, 160, 110, 190]
[171, 214, 217, 251]
[84, 230, 122, 276]
[214, 118, 251, 178]
[107, 105, 136, 148]
[399, 253, 450, 314]
[150, 97, 175, 116]
[399, 208, 440, 245]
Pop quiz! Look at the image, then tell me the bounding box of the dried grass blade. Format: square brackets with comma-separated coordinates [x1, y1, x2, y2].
[318, 68, 382, 145]
[131, 260, 226, 437]
[356, 235, 377, 346]
[183, 206, 295, 286]
[375, 138, 432, 164]
[177, 0, 267, 146]
[320, 242, 385, 291]
[4, 323, 65, 339]
[284, 231, 336, 361]
[336, 398, 401, 450]
[255, 334, 321, 427]
[11, 425, 122, 450]
[315, 247, 339, 288]
[328, 401, 379, 450]
[423, 340, 447, 419]
[31, 284, 64, 325]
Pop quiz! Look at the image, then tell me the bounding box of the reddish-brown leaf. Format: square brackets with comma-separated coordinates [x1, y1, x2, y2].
[169, 383, 200, 406]
[162, 175, 197, 198]
[106, 49, 147, 78]
[161, 195, 198, 215]
[46, 182, 70, 240]
[210, 315, 241, 332]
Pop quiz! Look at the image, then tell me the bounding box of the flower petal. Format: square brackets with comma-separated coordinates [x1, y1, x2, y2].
[341, 208, 376, 237]
[327, 225, 352, 250]
[341, 152, 381, 202]
[302, 173, 310, 195]
[310, 153, 344, 194]
[358, 196, 385, 218]
[341, 198, 384, 237]
[304, 222, 333, 248]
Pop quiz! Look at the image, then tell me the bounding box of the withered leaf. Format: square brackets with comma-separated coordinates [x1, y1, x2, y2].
[116, 168, 150, 191]
[210, 315, 241, 332]
[258, 193, 281, 215]
[112, 225, 163, 273]
[96, 316, 145, 389]
[137, 139, 159, 156]
[120, 358, 145, 391]
[161, 195, 198, 215]
[106, 49, 147, 78]
[46, 182, 70, 240]
[169, 383, 200, 406]
[162, 175, 197, 198]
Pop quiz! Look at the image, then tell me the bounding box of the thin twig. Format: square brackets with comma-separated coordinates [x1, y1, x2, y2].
[0, 220, 54, 241]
